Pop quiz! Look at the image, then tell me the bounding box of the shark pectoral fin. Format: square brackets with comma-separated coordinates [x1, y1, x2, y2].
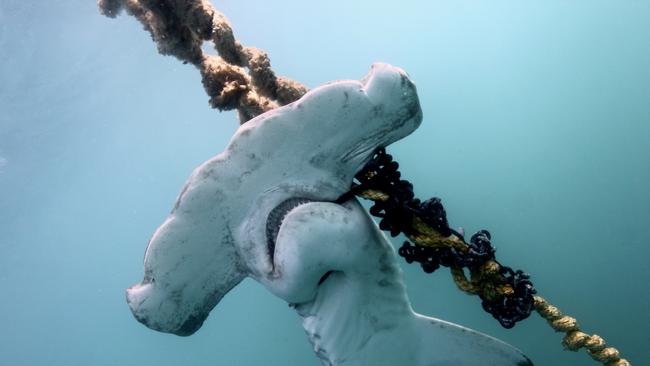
[414, 314, 533, 366]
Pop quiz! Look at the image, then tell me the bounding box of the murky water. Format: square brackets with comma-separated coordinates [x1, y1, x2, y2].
[1, 1, 648, 365]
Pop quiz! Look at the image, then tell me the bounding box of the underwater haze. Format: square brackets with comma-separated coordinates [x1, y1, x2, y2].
[1, 0, 649, 365]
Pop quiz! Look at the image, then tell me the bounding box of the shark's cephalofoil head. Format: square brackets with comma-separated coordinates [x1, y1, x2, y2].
[126, 63, 423, 335]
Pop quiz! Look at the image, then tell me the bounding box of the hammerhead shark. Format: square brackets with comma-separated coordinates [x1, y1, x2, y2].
[126, 63, 533, 365]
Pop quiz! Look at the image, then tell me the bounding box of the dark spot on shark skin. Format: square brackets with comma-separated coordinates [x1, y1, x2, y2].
[376, 250, 394, 275]
[142, 267, 154, 284]
[369, 315, 379, 326]
[238, 170, 252, 184]
[370, 316, 395, 333]
[168, 289, 183, 307]
[212, 189, 227, 204]
[309, 152, 328, 167]
[200, 168, 213, 180]
[371, 104, 384, 118]
[175, 312, 207, 336]
[227, 141, 239, 152]
[518, 356, 534, 366]
[342, 91, 350, 108]
[130, 310, 150, 328]
[377, 278, 391, 287]
[432, 320, 447, 330]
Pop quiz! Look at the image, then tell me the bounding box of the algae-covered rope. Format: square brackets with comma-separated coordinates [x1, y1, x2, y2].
[339, 148, 631, 366]
[98, 0, 307, 122]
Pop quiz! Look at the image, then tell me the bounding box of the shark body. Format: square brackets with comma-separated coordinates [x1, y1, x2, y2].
[126, 63, 533, 366]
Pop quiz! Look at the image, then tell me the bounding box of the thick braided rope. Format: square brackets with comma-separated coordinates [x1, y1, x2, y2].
[357, 188, 630, 365]
[534, 296, 630, 366]
[358, 188, 511, 300]
[98, 0, 307, 123]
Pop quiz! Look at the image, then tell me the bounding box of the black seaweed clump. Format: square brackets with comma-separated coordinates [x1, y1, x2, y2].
[342, 148, 536, 329]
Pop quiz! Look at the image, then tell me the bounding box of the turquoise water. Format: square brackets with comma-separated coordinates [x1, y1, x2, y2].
[1, 1, 648, 365]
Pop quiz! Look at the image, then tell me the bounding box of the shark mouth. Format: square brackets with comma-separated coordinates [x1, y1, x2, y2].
[266, 197, 316, 264]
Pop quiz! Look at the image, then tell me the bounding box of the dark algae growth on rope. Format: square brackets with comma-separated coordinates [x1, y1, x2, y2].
[342, 148, 631, 365]
[340, 148, 537, 329]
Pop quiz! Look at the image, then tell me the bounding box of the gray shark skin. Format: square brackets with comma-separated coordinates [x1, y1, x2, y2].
[126, 63, 533, 366]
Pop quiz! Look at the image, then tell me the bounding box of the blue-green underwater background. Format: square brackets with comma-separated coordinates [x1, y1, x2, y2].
[1, 0, 649, 365]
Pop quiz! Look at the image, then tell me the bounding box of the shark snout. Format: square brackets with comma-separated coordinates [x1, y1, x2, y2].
[126, 211, 246, 336]
[126, 281, 213, 336]
[364, 62, 417, 100]
[362, 62, 422, 145]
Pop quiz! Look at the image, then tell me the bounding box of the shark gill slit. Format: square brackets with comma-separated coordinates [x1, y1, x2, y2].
[266, 197, 316, 265]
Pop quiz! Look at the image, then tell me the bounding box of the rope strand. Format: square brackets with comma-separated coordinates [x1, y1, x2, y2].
[98, 0, 307, 122]
[533, 296, 630, 366]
